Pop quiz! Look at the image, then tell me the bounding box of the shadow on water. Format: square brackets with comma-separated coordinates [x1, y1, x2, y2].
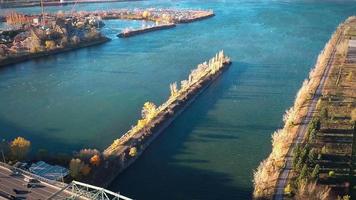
[109, 61, 254, 200]
[0, 117, 82, 154]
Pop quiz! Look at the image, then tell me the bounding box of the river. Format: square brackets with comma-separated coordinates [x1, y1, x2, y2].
[0, 0, 355, 199]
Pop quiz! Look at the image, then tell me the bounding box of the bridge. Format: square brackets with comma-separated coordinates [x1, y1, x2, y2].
[0, 162, 132, 200]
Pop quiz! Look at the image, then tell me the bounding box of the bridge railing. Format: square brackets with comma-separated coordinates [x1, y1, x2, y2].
[0, 161, 68, 188]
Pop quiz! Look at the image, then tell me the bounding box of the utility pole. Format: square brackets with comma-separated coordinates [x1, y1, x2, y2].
[1, 139, 6, 163]
[40, 0, 45, 26]
[1, 149, 5, 163]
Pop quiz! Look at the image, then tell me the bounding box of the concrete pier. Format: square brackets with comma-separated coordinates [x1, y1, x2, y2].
[82, 51, 231, 187]
[117, 23, 176, 38]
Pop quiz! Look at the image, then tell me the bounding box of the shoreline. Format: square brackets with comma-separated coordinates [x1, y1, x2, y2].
[0, 36, 110, 68]
[253, 17, 351, 199]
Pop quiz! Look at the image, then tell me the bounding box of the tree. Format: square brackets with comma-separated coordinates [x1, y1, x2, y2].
[300, 148, 308, 163]
[292, 144, 301, 169]
[169, 82, 178, 97]
[45, 40, 56, 50]
[141, 102, 157, 120]
[298, 164, 309, 182]
[351, 109, 356, 122]
[311, 164, 320, 180]
[90, 154, 101, 166]
[10, 137, 30, 160]
[71, 36, 80, 45]
[320, 107, 328, 120]
[78, 148, 100, 161]
[129, 147, 137, 157]
[69, 158, 84, 179]
[296, 158, 304, 173]
[308, 129, 317, 143]
[346, 72, 353, 82]
[284, 184, 293, 196]
[341, 195, 351, 200]
[328, 170, 335, 177]
[29, 29, 42, 53]
[308, 148, 317, 164]
[80, 164, 91, 176]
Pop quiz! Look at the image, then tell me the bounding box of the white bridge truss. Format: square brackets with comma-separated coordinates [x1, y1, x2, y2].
[49, 181, 133, 200]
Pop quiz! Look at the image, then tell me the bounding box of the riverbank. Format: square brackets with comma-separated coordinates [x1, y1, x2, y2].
[0, 36, 110, 68]
[74, 51, 231, 187]
[118, 23, 175, 38]
[0, 13, 107, 67]
[253, 16, 356, 199]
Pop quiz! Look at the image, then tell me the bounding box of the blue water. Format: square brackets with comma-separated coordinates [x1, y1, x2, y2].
[0, 0, 355, 199]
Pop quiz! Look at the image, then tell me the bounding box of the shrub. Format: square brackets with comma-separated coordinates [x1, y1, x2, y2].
[308, 148, 317, 164]
[308, 129, 317, 143]
[78, 149, 100, 161]
[71, 36, 80, 45]
[80, 164, 91, 176]
[299, 164, 309, 180]
[10, 137, 31, 161]
[320, 107, 328, 120]
[45, 40, 56, 50]
[311, 164, 320, 180]
[284, 184, 293, 196]
[89, 154, 101, 166]
[69, 158, 84, 179]
[351, 109, 356, 122]
[296, 158, 304, 173]
[328, 170, 335, 177]
[346, 72, 353, 82]
[129, 147, 137, 157]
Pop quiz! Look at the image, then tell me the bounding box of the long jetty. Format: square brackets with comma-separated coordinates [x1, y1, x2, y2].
[117, 23, 176, 38]
[84, 51, 231, 187]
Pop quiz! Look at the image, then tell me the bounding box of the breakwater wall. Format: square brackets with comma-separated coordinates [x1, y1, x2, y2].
[84, 51, 231, 187]
[117, 23, 176, 38]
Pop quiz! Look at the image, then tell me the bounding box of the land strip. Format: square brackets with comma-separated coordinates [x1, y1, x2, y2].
[254, 16, 356, 199]
[71, 51, 231, 187]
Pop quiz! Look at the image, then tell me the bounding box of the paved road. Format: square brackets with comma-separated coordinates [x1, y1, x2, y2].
[273, 33, 343, 200]
[0, 165, 69, 199]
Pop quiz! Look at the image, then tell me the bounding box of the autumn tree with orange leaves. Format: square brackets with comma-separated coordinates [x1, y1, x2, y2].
[10, 137, 31, 160]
